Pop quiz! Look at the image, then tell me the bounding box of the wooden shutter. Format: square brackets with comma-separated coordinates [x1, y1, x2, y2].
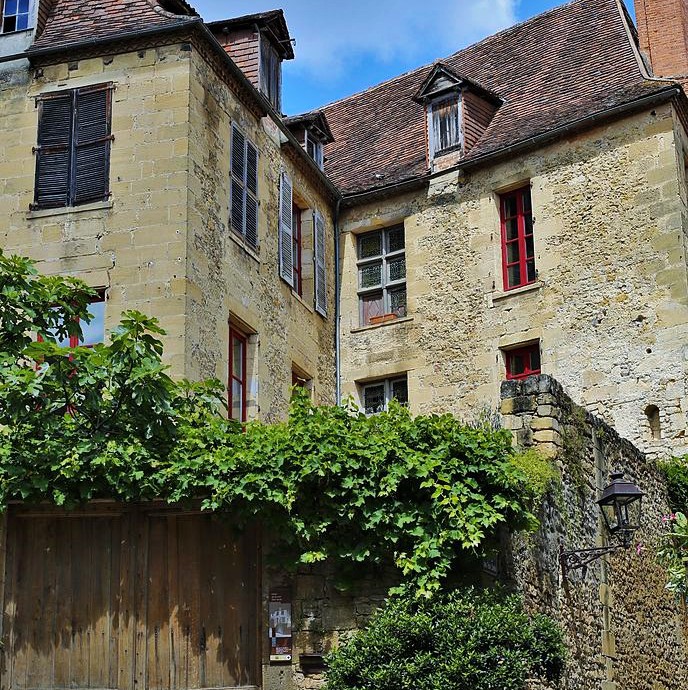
[34, 92, 73, 208]
[73, 86, 112, 205]
[279, 171, 293, 284]
[314, 211, 327, 316]
[245, 140, 259, 248]
[230, 125, 246, 236]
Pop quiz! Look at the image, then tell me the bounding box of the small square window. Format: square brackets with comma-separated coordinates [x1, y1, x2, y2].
[1, 0, 31, 33]
[505, 343, 541, 381]
[361, 376, 408, 414]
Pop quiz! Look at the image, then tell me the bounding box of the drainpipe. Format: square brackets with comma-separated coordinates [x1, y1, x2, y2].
[334, 196, 342, 405]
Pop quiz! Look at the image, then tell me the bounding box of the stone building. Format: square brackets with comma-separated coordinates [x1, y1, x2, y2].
[325, 0, 688, 460]
[0, 0, 688, 689]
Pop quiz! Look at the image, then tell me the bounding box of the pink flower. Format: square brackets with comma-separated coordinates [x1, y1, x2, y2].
[635, 542, 644, 556]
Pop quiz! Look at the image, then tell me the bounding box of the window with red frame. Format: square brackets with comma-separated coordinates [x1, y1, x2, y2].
[48, 292, 106, 348]
[229, 328, 248, 422]
[505, 344, 541, 381]
[500, 186, 535, 290]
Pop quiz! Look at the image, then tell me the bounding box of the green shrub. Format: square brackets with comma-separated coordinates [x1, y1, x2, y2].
[509, 448, 560, 512]
[325, 588, 566, 690]
[660, 455, 688, 513]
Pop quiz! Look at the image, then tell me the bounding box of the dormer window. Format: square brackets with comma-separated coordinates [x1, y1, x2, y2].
[305, 131, 323, 169]
[2, 0, 31, 33]
[414, 62, 502, 166]
[260, 38, 281, 110]
[428, 93, 462, 158]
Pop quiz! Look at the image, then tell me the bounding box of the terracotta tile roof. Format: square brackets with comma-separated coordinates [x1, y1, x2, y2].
[31, 0, 198, 52]
[322, 0, 677, 196]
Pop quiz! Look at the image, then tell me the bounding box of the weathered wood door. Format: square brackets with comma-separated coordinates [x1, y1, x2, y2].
[0, 506, 259, 690]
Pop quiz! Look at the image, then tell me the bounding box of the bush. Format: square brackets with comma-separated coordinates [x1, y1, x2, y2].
[660, 455, 688, 513]
[325, 587, 566, 690]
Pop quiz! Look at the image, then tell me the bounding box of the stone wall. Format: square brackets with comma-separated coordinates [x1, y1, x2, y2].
[338, 103, 688, 458]
[502, 374, 688, 690]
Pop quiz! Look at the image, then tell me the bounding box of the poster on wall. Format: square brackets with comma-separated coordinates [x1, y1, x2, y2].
[269, 588, 292, 662]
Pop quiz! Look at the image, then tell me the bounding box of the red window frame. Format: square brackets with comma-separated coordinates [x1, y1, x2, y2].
[500, 186, 535, 290]
[292, 204, 303, 297]
[228, 327, 248, 422]
[505, 344, 541, 381]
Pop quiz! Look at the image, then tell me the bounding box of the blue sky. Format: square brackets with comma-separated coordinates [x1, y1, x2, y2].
[191, 0, 636, 114]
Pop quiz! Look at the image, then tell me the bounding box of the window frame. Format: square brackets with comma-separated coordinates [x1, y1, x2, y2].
[304, 130, 324, 170]
[361, 376, 408, 415]
[32, 84, 114, 210]
[291, 203, 303, 297]
[228, 327, 248, 423]
[427, 92, 462, 159]
[500, 185, 535, 291]
[41, 290, 106, 349]
[259, 37, 281, 111]
[1, 0, 31, 33]
[357, 224, 406, 326]
[504, 343, 541, 381]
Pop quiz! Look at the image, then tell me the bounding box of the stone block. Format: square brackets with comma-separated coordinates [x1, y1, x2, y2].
[532, 429, 562, 446]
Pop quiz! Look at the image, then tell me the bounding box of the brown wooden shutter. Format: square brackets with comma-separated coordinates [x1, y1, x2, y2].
[245, 140, 259, 248]
[278, 171, 293, 284]
[73, 86, 112, 205]
[230, 125, 246, 236]
[314, 211, 327, 316]
[34, 92, 73, 209]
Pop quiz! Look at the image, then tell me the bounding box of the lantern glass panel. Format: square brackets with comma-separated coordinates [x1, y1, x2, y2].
[600, 501, 620, 533]
[620, 496, 642, 531]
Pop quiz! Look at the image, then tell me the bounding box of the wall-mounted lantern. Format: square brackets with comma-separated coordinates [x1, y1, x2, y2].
[560, 471, 644, 578]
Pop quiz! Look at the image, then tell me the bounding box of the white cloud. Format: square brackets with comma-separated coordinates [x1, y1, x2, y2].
[192, 1, 517, 79]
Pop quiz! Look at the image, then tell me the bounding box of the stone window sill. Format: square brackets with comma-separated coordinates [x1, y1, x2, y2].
[291, 290, 315, 314]
[350, 316, 413, 334]
[27, 199, 114, 220]
[228, 231, 260, 263]
[491, 281, 542, 303]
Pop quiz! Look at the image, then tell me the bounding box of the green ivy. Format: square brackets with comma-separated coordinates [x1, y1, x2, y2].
[325, 587, 566, 690]
[0, 252, 545, 596]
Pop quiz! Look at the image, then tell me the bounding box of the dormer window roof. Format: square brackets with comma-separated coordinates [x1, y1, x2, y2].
[283, 110, 334, 171]
[413, 63, 502, 165]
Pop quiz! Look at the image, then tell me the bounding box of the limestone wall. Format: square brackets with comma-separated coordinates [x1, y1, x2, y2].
[185, 48, 336, 419]
[339, 104, 688, 457]
[502, 374, 688, 690]
[0, 46, 193, 373]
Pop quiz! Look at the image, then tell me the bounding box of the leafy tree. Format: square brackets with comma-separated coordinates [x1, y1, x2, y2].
[0, 251, 554, 595]
[325, 587, 566, 690]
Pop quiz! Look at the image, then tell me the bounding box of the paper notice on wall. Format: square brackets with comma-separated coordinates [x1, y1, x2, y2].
[269, 589, 292, 662]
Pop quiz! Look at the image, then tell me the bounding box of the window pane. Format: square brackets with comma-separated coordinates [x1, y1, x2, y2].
[505, 217, 518, 241]
[387, 226, 405, 253]
[527, 260, 536, 283]
[360, 262, 382, 289]
[5, 0, 17, 14]
[231, 379, 243, 420]
[16, 13, 28, 29]
[364, 384, 386, 414]
[525, 234, 534, 259]
[509, 353, 525, 376]
[507, 264, 521, 288]
[359, 232, 382, 259]
[361, 292, 384, 325]
[524, 213, 533, 236]
[503, 196, 517, 218]
[389, 288, 407, 318]
[388, 256, 406, 282]
[391, 379, 408, 406]
[522, 189, 532, 213]
[529, 348, 541, 372]
[232, 335, 244, 379]
[19, 0, 29, 11]
[80, 300, 105, 346]
[506, 241, 520, 265]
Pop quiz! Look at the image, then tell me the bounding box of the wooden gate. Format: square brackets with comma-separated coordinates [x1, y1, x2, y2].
[0, 506, 259, 690]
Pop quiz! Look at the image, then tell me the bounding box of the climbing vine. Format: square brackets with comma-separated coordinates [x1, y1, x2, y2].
[0, 252, 553, 596]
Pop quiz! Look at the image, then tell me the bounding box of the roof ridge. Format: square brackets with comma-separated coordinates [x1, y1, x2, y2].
[318, 0, 595, 112]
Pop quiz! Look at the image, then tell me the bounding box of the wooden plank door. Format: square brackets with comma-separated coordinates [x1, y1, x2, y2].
[138, 513, 258, 690]
[2, 509, 124, 690]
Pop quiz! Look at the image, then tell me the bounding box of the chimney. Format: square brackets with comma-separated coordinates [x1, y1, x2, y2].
[206, 10, 294, 112]
[634, 0, 688, 77]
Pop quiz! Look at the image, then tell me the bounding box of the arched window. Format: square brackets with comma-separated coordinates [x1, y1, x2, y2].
[645, 405, 661, 440]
